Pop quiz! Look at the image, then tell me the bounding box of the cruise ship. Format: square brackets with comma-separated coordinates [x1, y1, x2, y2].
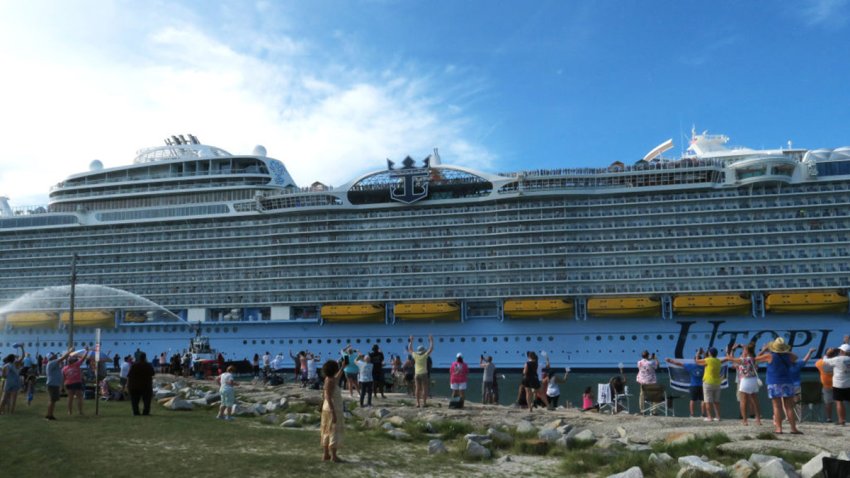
[1, 131, 849, 369]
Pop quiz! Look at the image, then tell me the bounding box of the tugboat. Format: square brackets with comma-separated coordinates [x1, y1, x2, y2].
[188, 325, 219, 378]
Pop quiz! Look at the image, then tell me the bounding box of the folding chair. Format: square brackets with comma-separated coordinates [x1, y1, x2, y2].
[597, 383, 614, 414]
[799, 381, 823, 423]
[640, 383, 672, 416]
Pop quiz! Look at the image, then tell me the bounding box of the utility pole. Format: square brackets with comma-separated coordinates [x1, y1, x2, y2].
[68, 253, 79, 349]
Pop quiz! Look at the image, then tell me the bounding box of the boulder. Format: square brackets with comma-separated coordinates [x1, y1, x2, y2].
[387, 416, 406, 427]
[428, 439, 447, 455]
[388, 429, 411, 441]
[667, 432, 698, 445]
[515, 420, 536, 434]
[265, 401, 279, 413]
[487, 428, 514, 446]
[677, 455, 728, 477]
[801, 452, 832, 478]
[261, 414, 278, 425]
[373, 408, 391, 419]
[626, 444, 652, 453]
[555, 436, 570, 449]
[155, 390, 176, 400]
[595, 437, 625, 450]
[381, 422, 395, 431]
[278, 397, 289, 409]
[838, 452, 849, 461]
[253, 404, 267, 415]
[649, 453, 674, 466]
[730, 459, 756, 478]
[205, 392, 221, 405]
[541, 418, 564, 430]
[362, 418, 381, 429]
[572, 429, 596, 443]
[750, 455, 781, 470]
[608, 467, 644, 478]
[189, 398, 209, 407]
[557, 424, 574, 435]
[466, 440, 491, 459]
[281, 419, 300, 428]
[538, 428, 562, 443]
[756, 459, 800, 478]
[166, 398, 194, 411]
[465, 434, 492, 445]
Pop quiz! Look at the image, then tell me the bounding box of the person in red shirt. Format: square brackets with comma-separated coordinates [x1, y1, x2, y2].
[62, 348, 89, 416]
[449, 353, 469, 401]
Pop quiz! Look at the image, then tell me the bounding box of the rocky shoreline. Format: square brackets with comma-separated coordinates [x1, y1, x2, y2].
[150, 374, 849, 477]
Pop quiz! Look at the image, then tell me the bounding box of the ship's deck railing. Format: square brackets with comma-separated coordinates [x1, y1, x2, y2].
[496, 158, 726, 178]
[50, 176, 272, 202]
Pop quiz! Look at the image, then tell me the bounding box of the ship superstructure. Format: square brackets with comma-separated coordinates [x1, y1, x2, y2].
[1, 132, 848, 368]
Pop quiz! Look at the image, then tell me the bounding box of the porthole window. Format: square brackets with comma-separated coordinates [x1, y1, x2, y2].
[252, 340, 257, 344]
[460, 338, 466, 343]
[307, 339, 312, 344]
[261, 340, 266, 344]
[214, 327, 220, 333]
[537, 337, 542, 342]
[471, 337, 476, 342]
[631, 335, 637, 341]
[482, 337, 488, 343]
[355, 339, 361, 344]
[439, 338, 444, 343]
[336, 339, 341, 344]
[596, 336, 602, 341]
[289, 339, 294, 344]
[619, 336, 625, 341]
[450, 338, 455, 343]
[656, 335, 662, 340]
[548, 336, 554, 342]
[525, 337, 531, 342]
[243, 340, 248, 345]
[668, 335, 674, 340]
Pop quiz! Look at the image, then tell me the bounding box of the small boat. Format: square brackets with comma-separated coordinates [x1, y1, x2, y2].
[60, 310, 115, 328]
[504, 298, 573, 318]
[321, 304, 385, 323]
[394, 302, 460, 321]
[587, 297, 660, 317]
[765, 291, 849, 314]
[5, 312, 58, 328]
[673, 294, 751, 315]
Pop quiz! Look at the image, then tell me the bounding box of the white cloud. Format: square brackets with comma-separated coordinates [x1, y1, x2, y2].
[800, 0, 849, 28]
[0, 2, 494, 207]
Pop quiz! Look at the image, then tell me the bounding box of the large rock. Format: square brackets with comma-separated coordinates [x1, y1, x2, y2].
[838, 451, 849, 461]
[381, 422, 395, 431]
[541, 418, 564, 431]
[466, 440, 491, 459]
[595, 436, 625, 450]
[261, 414, 278, 425]
[730, 459, 757, 478]
[205, 392, 221, 404]
[667, 432, 698, 445]
[515, 420, 536, 434]
[488, 428, 514, 446]
[166, 398, 194, 411]
[750, 455, 781, 470]
[616, 426, 628, 438]
[557, 424, 574, 435]
[428, 439, 447, 455]
[801, 452, 832, 478]
[387, 416, 406, 427]
[608, 467, 644, 478]
[281, 419, 300, 428]
[626, 444, 652, 453]
[756, 459, 799, 478]
[538, 428, 562, 443]
[264, 401, 279, 413]
[649, 453, 674, 466]
[362, 418, 381, 429]
[388, 429, 411, 441]
[373, 408, 391, 419]
[465, 434, 492, 445]
[572, 429, 596, 443]
[278, 397, 288, 409]
[155, 390, 176, 400]
[678, 455, 729, 477]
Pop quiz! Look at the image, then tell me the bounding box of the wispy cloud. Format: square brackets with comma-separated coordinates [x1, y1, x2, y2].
[0, 2, 495, 206]
[799, 0, 850, 28]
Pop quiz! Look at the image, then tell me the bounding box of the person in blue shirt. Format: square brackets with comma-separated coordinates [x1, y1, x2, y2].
[666, 348, 707, 418]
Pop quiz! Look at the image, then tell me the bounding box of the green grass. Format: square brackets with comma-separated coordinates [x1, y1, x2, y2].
[0, 387, 469, 478]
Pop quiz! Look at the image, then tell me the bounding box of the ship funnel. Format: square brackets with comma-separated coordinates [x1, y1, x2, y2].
[0, 196, 13, 217]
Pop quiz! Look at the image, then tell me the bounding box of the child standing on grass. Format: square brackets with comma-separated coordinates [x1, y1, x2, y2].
[216, 365, 238, 420]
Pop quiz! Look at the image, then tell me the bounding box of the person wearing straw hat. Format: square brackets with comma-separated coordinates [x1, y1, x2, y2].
[754, 337, 801, 434]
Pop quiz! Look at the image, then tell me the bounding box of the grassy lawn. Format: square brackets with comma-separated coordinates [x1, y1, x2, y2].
[0, 387, 468, 478]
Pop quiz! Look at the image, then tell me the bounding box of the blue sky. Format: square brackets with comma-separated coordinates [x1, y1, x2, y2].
[1, 1, 849, 206]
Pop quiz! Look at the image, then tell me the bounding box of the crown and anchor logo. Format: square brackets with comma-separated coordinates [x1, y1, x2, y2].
[386, 155, 431, 204]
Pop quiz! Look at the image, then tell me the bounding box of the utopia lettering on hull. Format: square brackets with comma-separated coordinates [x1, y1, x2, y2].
[1, 131, 850, 368]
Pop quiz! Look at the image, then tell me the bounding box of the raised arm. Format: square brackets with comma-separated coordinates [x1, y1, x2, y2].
[407, 336, 414, 355]
[665, 357, 684, 367]
[425, 335, 434, 355]
[801, 347, 816, 364]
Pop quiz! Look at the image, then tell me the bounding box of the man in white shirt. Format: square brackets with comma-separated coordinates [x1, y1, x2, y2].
[119, 356, 132, 393]
[823, 342, 850, 426]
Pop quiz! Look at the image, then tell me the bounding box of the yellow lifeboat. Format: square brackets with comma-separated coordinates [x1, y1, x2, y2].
[673, 295, 751, 315]
[60, 310, 115, 328]
[765, 291, 849, 314]
[321, 304, 385, 323]
[587, 297, 660, 317]
[123, 312, 148, 323]
[5, 312, 58, 328]
[394, 302, 460, 321]
[504, 298, 573, 318]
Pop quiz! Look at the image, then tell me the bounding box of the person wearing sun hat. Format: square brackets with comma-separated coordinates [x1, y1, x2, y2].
[822, 341, 850, 426]
[754, 337, 801, 434]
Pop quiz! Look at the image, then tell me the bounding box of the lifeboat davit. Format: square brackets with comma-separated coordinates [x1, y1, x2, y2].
[394, 302, 460, 321]
[5, 312, 58, 328]
[504, 298, 573, 318]
[765, 291, 849, 313]
[587, 297, 660, 317]
[60, 310, 115, 328]
[321, 304, 385, 323]
[673, 294, 751, 315]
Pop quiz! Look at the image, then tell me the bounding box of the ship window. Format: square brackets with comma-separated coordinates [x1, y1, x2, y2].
[252, 340, 256, 345]
[482, 337, 487, 342]
[298, 339, 303, 344]
[336, 339, 341, 344]
[243, 340, 247, 345]
[439, 338, 444, 343]
[525, 337, 531, 342]
[397, 338, 403, 343]
[214, 327, 220, 333]
[366, 338, 371, 343]
[471, 337, 476, 343]
[619, 336, 625, 341]
[691, 334, 697, 339]
[644, 335, 649, 340]
[549, 337, 554, 342]
[355, 339, 361, 344]
[537, 337, 542, 342]
[492, 337, 498, 342]
[668, 335, 674, 340]
[232, 327, 238, 333]
[596, 336, 601, 341]
[289, 339, 294, 344]
[608, 336, 613, 341]
[656, 335, 662, 340]
[307, 340, 311, 344]
[460, 338, 466, 343]
[449, 338, 455, 343]
[261, 340, 266, 344]
[631, 335, 637, 341]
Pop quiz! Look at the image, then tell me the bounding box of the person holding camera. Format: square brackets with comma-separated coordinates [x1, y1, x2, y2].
[636, 350, 659, 414]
